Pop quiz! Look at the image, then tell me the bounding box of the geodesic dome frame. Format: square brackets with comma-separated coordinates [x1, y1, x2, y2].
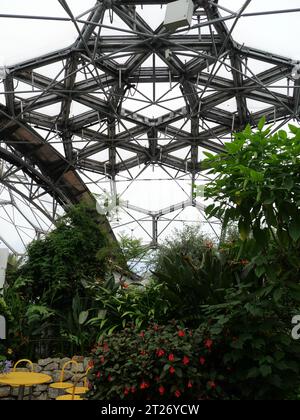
[0, 0, 299, 253]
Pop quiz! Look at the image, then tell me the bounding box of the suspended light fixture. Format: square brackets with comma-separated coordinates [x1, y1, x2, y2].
[164, 0, 194, 32]
[291, 64, 300, 80]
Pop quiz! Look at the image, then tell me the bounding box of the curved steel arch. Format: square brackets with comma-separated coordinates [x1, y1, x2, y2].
[0, 0, 299, 250]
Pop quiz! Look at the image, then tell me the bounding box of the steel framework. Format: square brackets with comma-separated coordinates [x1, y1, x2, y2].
[0, 0, 299, 252]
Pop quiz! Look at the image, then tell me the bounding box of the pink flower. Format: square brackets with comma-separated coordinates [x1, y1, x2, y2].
[168, 354, 175, 362]
[169, 366, 176, 375]
[140, 381, 150, 390]
[175, 390, 181, 398]
[208, 381, 216, 390]
[157, 349, 165, 358]
[159, 385, 165, 396]
[183, 356, 190, 366]
[199, 357, 206, 366]
[187, 381, 193, 389]
[205, 339, 213, 349]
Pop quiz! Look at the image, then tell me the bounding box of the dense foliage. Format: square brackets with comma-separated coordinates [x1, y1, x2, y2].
[204, 120, 300, 291]
[88, 305, 300, 400]
[87, 123, 300, 400]
[153, 245, 237, 325]
[154, 226, 212, 273]
[87, 324, 224, 400]
[2, 204, 114, 357]
[2, 123, 300, 400]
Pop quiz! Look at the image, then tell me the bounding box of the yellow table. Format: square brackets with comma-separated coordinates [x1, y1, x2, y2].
[0, 372, 52, 400]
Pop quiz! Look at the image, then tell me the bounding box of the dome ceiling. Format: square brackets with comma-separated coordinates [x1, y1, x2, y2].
[0, 0, 299, 253]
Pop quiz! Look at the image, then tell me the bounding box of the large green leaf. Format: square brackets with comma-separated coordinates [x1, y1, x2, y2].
[289, 220, 300, 242]
[238, 219, 250, 241]
[79, 310, 89, 325]
[258, 116, 266, 131]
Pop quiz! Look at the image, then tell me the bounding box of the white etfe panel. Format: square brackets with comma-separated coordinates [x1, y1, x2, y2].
[0, 249, 9, 290]
[0, 316, 6, 339]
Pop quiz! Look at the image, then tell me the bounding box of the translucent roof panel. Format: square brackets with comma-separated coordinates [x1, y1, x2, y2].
[0, 0, 299, 254]
[219, 0, 300, 60]
[0, 0, 96, 66]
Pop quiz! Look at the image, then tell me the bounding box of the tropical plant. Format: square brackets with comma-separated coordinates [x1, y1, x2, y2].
[204, 121, 300, 294]
[154, 225, 212, 273]
[200, 283, 300, 400]
[1, 203, 116, 357]
[83, 277, 170, 338]
[153, 244, 242, 326]
[87, 323, 225, 400]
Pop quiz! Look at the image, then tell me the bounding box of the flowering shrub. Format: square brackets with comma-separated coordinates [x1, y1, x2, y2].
[0, 356, 12, 375]
[87, 323, 225, 400]
[87, 303, 300, 401]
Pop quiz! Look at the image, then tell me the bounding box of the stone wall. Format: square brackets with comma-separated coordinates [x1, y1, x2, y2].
[0, 356, 91, 400]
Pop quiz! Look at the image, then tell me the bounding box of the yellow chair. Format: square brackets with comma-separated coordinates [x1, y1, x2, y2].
[56, 394, 82, 400]
[13, 359, 34, 372]
[65, 366, 92, 396]
[50, 360, 78, 390]
[11, 359, 34, 388]
[56, 377, 83, 400]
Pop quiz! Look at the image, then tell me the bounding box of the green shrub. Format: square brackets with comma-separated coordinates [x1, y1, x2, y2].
[87, 285, 300, 401]
[87, 323, 225, 400]
[201, 283, 300, 400]
[153, 245, 242, 326]
[154, 226, 211, 273]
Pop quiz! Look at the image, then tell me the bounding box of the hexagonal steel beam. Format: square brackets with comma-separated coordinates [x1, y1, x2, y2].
[0, 0, 299, 249]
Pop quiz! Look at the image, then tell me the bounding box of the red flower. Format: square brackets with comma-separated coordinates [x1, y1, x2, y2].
[208, 381, 216, 390]
[159, 385, 165, 396]
[205, 339, 213, 349]
[131, 386, 136, 394]
[175, 390, 181, 398]
[178, 330, 185, 337]
[199, 357, 206, 366]
[169, 366, 176, 375]
[168, 354, 175, 362]
[153, 324, 159, 331]
[108, 375, 113, 382]
[140, 331, 145, 338]
[103, 342, 109, 352]
[157, 349, 165, 358]
[96, 371, 101, 379]
[140, 381, 150, 390]
[183, 356, 190, 365]
[140, 350, 147, 356]
[124, 387, 130, 396]
[122, 283, 129, 289]
[187, 381, 193, 389]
